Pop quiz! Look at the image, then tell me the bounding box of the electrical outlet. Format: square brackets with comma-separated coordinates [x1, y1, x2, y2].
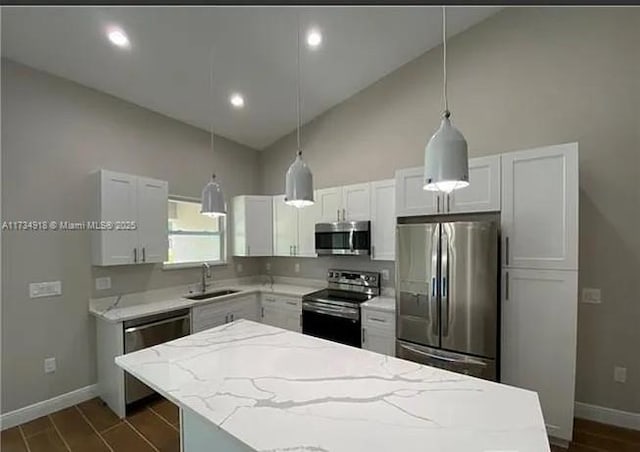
[294, 263, 300, 273]
[44, 357, 56, 374]
[95, 277, 111, 291]
[581, 288, 601, 304]
[614, 366, 627, 383]
[29, 281, 62, 299]
[236, 263, 243, 273]
[382, 269, 390, 281]
[265, 262, 271, 272]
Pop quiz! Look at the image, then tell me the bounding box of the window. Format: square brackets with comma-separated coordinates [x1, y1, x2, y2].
[165, 197, 225, 267]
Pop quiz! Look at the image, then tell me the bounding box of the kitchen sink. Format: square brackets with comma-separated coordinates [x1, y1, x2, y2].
[185, 289, 240, 301]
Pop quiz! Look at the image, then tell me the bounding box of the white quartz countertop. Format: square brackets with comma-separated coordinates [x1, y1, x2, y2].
[115, 320, 549, 452]
[90, 283, 319, 323]
[361, 295, 395, 313]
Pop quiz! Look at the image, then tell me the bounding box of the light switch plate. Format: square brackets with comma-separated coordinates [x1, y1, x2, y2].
[382, 269, 390, 281]
[44, 357, 56, 374]
[294, 263, 300, 273]
[614, 366, 627, 383]
[236, 263, 243, 273]
[29, 281, 62, 299]
[265, 262, 271, 271]
[582, 288, 601, 304]
[95, 277, 111, 291]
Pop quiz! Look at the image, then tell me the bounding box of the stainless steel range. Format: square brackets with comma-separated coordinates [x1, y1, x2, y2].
[302, 269, 380, 347]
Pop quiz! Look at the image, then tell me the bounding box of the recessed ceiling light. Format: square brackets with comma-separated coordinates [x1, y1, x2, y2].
[229, 93, 245, 109]
[107, 28, 130, 48]
[306, 29, 322, 49]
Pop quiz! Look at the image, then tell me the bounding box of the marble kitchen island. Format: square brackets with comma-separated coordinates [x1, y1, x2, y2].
[115, 320, 550, 452]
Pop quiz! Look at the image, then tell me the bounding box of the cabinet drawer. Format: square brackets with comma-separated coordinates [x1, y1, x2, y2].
[362, 310, 395, 330]
[261, 294, 301, 311]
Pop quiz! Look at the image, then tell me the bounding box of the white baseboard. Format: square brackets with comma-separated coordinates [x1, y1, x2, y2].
[0, 384, 98, 431]
[575, 401, 640, 431]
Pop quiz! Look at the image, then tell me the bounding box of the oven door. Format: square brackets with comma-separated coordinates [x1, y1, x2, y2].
[302, 301, 361, 347]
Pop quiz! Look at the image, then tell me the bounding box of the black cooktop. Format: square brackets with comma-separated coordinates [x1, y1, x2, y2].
[303, 288, 371, 305]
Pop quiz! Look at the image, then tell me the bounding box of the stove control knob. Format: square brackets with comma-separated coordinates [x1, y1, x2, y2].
[364, 276, 369, 281]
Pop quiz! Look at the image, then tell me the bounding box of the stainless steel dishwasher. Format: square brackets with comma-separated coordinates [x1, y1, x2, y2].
[123, 308, 191, 405]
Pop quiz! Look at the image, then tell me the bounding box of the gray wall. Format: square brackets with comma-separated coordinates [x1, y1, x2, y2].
[1, 59, 262, 413]
[261, 8, 640, 413]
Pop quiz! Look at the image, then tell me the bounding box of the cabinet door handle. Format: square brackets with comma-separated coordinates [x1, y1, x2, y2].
[133, 248, 138, 263]
[436, 196, 440, 213]
[286, 301, 297, 306]
[371, 245, 375, 259]
[369, 317, 387, 323]
[342, 208, 346, 221]
[289, 245, 292, 256]
[447, 194, 451, 212]
[505, 272, 510, 301]
[293, 245, 297, 255]
[142, 247, 146, 263]
[261, 307, 264, 318]
[505, 237, 510, 266]
[362, 327, 366, 344]
[230, 313, 234, 321]
[337, 209, 340, 221]
[225, 314, 229, 323]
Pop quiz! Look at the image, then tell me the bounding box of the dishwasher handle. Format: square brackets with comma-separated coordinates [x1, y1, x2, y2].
[124, 314, 191, 334]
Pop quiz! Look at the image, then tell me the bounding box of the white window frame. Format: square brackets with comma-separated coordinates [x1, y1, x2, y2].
[162, 195, 227, 270]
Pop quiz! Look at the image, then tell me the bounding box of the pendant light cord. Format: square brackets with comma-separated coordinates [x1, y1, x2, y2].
[442, 6, 450, 118]
[296, 11, 302, 156]
[210, 47, 216, 179]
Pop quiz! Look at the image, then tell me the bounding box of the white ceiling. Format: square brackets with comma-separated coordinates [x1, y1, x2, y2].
[2, 7, 500, 149]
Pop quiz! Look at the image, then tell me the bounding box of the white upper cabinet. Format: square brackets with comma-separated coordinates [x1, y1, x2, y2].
[317, 185, 372, 222]
[501, 143, 578, 270]
[272, 193, 319, 257]
[296, 197, 321, 257]
[272, 195, 299, 257]
[370, 179, 396, 261]
[232, 196, 273, 257]
[92, 170, 168, 266]
[395, 167, 439, 217]
[136, 177, 169, 264]
[342, 183, 370, 221]
[449, 155, 501, 213]
[316, 187, 342, 222]
[501, 268, 577, 441]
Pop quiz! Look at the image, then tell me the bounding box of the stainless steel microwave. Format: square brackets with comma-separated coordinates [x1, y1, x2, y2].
[315, 221, 371, 256]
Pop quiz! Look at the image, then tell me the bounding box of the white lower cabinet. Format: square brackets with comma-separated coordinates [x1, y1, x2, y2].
[501, 268, 577, 442]
[260, 294, 302, 332]
[361, 308, 395, 356]
[191, 295, 259, 333]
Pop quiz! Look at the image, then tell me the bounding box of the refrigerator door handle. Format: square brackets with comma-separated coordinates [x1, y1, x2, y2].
[430, 224, 440, 339]
[441, 226, 450, 337]
[399, 343, 489, 367]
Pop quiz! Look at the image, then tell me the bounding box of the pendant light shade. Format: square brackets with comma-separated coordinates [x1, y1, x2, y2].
[423, 6, 469, 194]
[284, 12, 314, 208]
[423, 112, 469, 193]
[285, 152, 314, 208]
[201, 174, 226, 217]
[200, 48, 227, 217]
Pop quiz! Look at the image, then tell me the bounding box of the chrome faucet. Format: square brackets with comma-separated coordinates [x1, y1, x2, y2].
[201, 262, 211, 293]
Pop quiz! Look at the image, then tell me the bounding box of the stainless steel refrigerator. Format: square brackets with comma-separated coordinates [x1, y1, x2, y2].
[396, 219, 499, 381]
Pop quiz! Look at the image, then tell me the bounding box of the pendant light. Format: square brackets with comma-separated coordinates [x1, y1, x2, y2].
[201, 49, 227, 218]
[423, 6, 469, 194]
[284, 13, 314, 208]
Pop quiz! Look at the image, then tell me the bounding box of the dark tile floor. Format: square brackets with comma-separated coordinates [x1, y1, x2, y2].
[1, 397, 179, 452]
[2, 397, 638, 451]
